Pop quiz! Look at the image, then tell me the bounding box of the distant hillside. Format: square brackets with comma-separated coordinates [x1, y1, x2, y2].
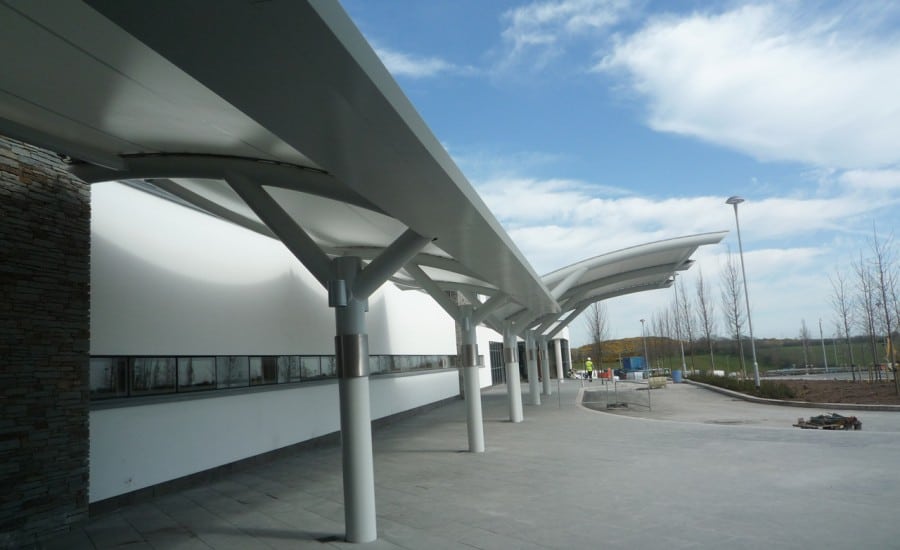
[574, 336, 675, 360]
[572, 335, 892, 372]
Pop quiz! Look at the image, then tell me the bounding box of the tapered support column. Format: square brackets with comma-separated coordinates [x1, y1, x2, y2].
[554, 338, 564, 380]
[503, 327, 524, 423]
[460, 307, 485, 452]
[525, 331, 541, 405]
[227, 172, 429, 545]
[540, 337, 552, 396]
[333, 257, 376, 543]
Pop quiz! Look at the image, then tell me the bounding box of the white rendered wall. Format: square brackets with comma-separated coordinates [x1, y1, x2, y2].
[91, 182, 455, 355]
[476, 325, 502, 387]
[373, 285, 456, 355]
[90, 370, 459, 502]
[89, 182, 460, 502]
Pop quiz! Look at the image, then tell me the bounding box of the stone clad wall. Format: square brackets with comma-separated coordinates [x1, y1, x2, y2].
[0, 136, 91, 545]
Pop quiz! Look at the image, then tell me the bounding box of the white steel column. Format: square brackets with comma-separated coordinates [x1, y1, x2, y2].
[503, 327, 524, 422]
[554, 338, 564, 380]
[227, 172, 434, 543]
[525, 331, 541, 405]
[540, 337, 552, 395]
[460, 306, 485, 452]
[405, 264, 488, 452]
[332, 256, 376, 543]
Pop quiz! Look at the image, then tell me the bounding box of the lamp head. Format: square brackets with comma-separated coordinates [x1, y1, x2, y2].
[726, 196, 745, 205]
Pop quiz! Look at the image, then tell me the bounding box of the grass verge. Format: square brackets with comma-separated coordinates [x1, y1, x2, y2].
[688, 373, 796, 400]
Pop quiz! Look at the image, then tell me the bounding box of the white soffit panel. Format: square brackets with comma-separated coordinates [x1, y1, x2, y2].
[78, 0, 557, 316]
[0, 0, 558, 317]
[0, 1, 315, 166]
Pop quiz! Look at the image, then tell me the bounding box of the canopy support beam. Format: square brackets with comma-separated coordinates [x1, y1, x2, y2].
[224, 172, 429, 543]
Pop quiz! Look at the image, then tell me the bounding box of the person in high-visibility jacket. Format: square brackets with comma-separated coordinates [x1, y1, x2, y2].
[585, 357, 594, 382]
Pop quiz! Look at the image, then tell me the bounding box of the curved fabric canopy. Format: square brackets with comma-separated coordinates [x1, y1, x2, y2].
[397, 232, 725, 332]
[391, 232, 726, 335]
[0, 0, 557, 317]
[524, 232, 727, 335]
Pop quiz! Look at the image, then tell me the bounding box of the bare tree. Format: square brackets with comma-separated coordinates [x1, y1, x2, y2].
[666, 301, 678, 370]
[670, 280, 690, 374]
[678, 277, 697, 374]
[720, 249, 747, 378]
[832, 322, 842, 367]
[695, 268, 717, 372]
[799, 319, 811, 370]
[651, 309, 675, 371]
[893, 279, 900, 353]
[584, 302, 609, 367]
[651, 312, 659, 364]
[869, 228, 899, 393]
[830, 268, 857, 381]
[855, 253, 880, 381]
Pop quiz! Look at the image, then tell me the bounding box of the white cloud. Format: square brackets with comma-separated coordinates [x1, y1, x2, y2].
[468, 168, 897, 341]
[373, 44, 473, 78]
[597, 3, 900, 169]
[451, 149, 566, 182]
[499, 0, 632, 69]
[589, 244, 835, 343]
[701, 246, 824, 281]
[476, 176, 630, 227]
[726, 196, 878, 239]
[839, 169, 900, 191]
[475, 175, 878, 270]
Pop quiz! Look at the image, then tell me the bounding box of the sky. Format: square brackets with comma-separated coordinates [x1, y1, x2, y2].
[339, 0, 900, 346]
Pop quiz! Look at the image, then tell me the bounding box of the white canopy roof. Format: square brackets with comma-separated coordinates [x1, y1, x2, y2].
[0, 0, 557, 317]
[448, 232, 726, 334]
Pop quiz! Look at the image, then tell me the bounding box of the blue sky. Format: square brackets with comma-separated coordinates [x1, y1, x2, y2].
[340, 0, 900, 345]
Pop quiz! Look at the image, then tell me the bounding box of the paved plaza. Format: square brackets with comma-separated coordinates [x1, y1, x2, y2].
[46, 380, 900, 549]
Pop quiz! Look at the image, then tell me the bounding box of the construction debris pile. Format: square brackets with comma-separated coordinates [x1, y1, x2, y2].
[793, 413, 862, 430]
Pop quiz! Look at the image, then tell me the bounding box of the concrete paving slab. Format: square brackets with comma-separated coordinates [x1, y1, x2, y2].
[584, 380, 900, 431]
[82, 514, 144, 549]
[43, 379, 900, 549]
[40, 527, 97, 550]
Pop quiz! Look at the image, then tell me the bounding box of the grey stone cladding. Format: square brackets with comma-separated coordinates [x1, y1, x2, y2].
[0, 135, 90, 547]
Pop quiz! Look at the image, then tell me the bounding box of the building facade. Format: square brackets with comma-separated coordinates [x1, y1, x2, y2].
[1, 135, 571, 545]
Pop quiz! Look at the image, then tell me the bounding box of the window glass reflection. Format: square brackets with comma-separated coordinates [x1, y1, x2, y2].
[369, 355, 388, 375]
[90, 353, 461, 396]
[321, 356, 337, 377]
[216, 356, 249, 389]
[178, 357, 216, 392]
[393, 356, 413, 372]
[277, 356, 301, 383]
[90, 357, 128, 398]
[300, 356, 321, 378]
[131, 357, 176, 395]
[250, 356, 278, 386]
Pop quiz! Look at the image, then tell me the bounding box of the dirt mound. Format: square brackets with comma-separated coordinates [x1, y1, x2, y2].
[779, 379, 900, 405]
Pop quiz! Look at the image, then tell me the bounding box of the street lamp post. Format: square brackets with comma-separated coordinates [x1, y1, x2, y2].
[726, 196, 761, 388]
